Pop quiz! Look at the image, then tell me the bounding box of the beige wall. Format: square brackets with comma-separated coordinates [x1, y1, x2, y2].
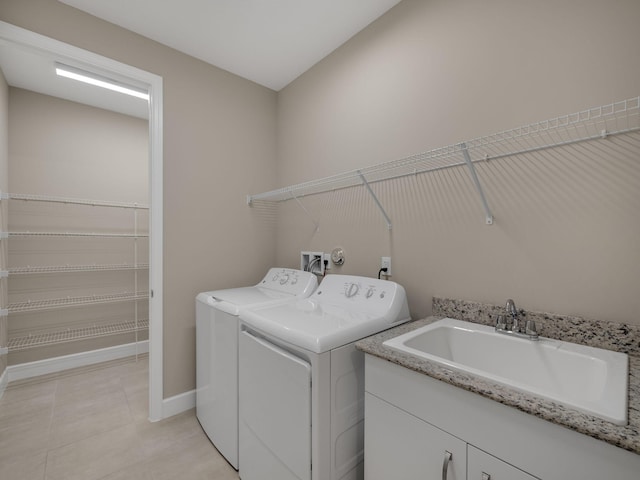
[0, 0, 278, 397]
[276, 0, 640, 325]
[7, 88, 148, 365]
[0, 68, 8, 380]
[9, 88, 148, 201]
[2, 0, 638, 400]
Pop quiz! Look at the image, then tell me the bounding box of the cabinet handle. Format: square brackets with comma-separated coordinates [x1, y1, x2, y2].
[442, 450, 453, 480]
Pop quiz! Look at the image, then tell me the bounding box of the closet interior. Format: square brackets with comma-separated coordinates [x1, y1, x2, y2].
[2, 88, 149, 369]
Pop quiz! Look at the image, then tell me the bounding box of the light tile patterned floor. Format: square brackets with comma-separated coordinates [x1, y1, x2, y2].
[0, 356, 239, 480]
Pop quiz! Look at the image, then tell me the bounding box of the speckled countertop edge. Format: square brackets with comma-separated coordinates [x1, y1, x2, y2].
[356, 316, 640, 455]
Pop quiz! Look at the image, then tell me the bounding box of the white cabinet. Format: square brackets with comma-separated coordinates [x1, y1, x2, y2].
[467, 446, 538, 480]
[365, 393, 466, 480]
[365, 393, 537, 480]
[364, 354, 640, 480]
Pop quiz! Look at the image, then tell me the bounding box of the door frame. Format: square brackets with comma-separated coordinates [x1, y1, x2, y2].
[0, 21, 164, 421]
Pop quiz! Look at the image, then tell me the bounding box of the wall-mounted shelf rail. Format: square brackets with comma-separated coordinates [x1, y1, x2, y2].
[8, 318, 149, 351]
[0, 192, 149, 210]
[8, 264, 149, 275]
[248, 96, 640, 226]
[8, 292, 148, 314]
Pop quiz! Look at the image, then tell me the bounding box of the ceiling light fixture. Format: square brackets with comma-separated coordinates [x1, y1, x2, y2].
[55, 63, 149, 100]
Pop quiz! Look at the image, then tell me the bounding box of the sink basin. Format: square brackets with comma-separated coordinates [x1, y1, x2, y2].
[383, 318, 629, 425]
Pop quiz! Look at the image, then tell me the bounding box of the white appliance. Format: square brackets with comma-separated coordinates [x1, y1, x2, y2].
[196, 268, 318, 470]
[238, 274, 410, 480]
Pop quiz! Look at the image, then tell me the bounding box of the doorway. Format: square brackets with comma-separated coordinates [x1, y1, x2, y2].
[0, 21, 163, 421]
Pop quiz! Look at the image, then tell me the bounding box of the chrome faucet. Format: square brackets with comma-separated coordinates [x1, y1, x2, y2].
[505, 299, 519, 330]
[495, 299, 539, 340]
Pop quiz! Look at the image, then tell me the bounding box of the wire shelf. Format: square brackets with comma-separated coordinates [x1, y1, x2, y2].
[1, 192, 149, 210]
[8, 319, 149, 351]
[248, 97, 640, 203]
[8, 231, 149, 238]
[8, 292, 149, 313]
[8, 264, 149, 275]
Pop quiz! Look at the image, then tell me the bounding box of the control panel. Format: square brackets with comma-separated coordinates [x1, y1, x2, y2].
[342, 281, 387, 301]
[310, 275, 407, 318]
[259, 268, 318, 296]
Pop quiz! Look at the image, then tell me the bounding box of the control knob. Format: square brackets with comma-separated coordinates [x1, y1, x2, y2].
[345, 283, 359, 298]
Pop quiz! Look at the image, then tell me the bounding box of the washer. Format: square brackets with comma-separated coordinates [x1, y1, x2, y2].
[238, 274, 410, 480]
[196, 268, 318, 470]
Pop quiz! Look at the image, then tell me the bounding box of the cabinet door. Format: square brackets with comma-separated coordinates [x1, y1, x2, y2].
[467, 445, 540, 480]
[365, 393, 466, 480]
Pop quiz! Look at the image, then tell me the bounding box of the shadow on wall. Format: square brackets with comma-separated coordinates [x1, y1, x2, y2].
[269, 131, 640, 324]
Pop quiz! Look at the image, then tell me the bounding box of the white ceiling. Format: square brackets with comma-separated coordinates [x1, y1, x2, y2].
[0, 0, 401, 119]
[0, 41, 150, 118]
[58, 0, 403, 91]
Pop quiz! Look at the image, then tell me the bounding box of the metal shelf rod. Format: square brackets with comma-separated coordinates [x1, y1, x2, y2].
[0, 192, 148, 210]
[8, 292, 149, 314]
[358, 170, 392, 230]
[8, 264, 149, 275]
[8, 319, 149, 351]
[460, 143, 493, 225]
[8, 231, 149, 238]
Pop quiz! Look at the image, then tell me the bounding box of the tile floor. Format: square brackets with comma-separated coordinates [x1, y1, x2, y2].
[0, 355, 239, 480]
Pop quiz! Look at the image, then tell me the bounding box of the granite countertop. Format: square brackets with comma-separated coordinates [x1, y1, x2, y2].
[356, 315, 640, 455]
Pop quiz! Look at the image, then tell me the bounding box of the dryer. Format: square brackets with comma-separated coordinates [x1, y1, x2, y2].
[196, 268, 317, 469]
[238, 274, 410, 480]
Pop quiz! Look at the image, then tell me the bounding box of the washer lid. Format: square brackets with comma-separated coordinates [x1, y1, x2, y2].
[240, 275, 410, 353]
[197, 287, 299, 316]
[196, 268, 318, 315]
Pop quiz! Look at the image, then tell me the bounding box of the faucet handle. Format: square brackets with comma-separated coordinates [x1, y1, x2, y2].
[525, 319, 539, 337]
[512, 317, 521, 333]
[495, 315, 507, 331]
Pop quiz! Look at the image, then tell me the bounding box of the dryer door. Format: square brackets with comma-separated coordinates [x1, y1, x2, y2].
[239, 329, 311, 480]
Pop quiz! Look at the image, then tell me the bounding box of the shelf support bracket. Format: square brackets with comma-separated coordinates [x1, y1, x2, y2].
[460, 143, 494, 225]
[358, 170, 392, 230]
[291, 193, 320, 233]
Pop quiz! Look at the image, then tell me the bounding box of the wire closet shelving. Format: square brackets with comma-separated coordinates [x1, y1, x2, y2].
[0, 193, 149, 352]
[9, 264, 149, 275]
[8, 319, 149, 351]
[0, 192, 149, 210]
[8, 292, 149, 314]
[247, 96, 640, 228]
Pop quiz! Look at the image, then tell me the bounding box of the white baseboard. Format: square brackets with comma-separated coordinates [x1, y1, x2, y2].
[7, 341, 149, 383]
[160, 388, 196, 420]
[0, 367, 7, 400]
[4, 341, 193, 421]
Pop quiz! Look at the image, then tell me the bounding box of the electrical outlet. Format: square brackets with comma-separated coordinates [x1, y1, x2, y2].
[381, 256, 391, 276]
[323, 253, 331, 270]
